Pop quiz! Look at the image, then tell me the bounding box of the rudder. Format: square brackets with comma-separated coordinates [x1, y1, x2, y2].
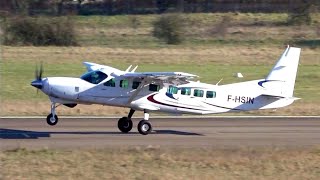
[265, 46, 301, 97]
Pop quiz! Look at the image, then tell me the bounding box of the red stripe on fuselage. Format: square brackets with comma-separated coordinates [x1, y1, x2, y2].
[147, 94, 208, 111]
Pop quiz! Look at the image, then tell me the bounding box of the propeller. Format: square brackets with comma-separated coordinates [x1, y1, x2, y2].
[31, 62, 44, 91]
[35, 63, 43, 81]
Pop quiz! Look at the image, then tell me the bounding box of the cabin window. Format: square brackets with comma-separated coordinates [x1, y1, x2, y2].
[167, 85, 178, 94]
[194, 89, 204, 97]
[80, 70, 108, 84]
[120, 80, 129, 88]
[149, 84, 160, 92]
[206, 91, 216, 98]
[181, 87, 191, 95]
[104, 79, 115, 87]
[132, 81, 141, 89]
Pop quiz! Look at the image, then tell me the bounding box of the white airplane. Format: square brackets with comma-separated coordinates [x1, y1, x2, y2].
[31, 46, 301, 135]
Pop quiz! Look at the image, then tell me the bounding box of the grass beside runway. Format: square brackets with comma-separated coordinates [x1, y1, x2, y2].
[1, 46, 319, 116]
[1, 13, 320, 115]
[1, 147, 320, 179]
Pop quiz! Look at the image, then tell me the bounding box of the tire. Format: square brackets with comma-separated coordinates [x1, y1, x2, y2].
[47, 113, 58, 126]
[137, 120, 152, 135]
[118, 117, 133, 133]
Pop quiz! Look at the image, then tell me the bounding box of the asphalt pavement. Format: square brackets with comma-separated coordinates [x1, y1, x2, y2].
[1, 117, 320, 150]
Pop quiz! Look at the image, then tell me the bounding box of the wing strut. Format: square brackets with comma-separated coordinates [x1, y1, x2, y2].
[127, 79, 148, 104]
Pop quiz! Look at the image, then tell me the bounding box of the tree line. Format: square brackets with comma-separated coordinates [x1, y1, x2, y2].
[0, 0, 319, 16]
[1, 0, 318, 46]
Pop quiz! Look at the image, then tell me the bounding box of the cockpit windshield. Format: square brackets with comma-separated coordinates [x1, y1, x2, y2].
[80, 71, 108, 84]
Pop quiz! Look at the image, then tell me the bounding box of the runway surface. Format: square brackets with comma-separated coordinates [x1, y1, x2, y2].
[1, 117, 320, 150]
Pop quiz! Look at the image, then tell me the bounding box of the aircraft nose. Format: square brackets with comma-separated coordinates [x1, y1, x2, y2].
[31, 79, 43, 89]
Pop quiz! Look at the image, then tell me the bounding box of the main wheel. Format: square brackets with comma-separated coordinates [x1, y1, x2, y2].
[137, 120, 152, 135]
[118, 117, 133, 133]
[47, 113, 58, 126]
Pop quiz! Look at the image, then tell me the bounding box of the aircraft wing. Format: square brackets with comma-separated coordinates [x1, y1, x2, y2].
[83, 62, 102, 71]
[121, 72, 198, 85]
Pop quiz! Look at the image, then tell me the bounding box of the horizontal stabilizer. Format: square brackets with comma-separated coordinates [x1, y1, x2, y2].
[261, 93, 300, 100]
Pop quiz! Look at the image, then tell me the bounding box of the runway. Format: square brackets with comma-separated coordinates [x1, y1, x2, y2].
[1, 117, 320, 150]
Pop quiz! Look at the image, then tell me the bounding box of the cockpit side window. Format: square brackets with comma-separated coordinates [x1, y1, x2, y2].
[80, 71, 108, 84]
[104, 78, 115, 87]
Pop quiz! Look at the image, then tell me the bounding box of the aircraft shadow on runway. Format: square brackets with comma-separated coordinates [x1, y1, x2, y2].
[0, 128, 203, 139]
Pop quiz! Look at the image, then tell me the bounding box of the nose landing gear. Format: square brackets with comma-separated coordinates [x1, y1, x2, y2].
[46, 102, 60, 126]
[47, 113, 58, 126]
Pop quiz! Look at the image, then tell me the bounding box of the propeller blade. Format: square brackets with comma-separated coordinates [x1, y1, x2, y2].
[35, 64, 39, 80]
[32, 62, 44, 91]
[39, 62, 43, 80]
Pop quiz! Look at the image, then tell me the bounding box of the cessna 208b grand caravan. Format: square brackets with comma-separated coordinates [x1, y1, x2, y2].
[31, 46, 301, 135]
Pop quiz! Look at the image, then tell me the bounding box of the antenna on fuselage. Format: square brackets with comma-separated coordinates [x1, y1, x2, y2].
[125, 65, 132, 72]
[216, 78, 223, 85]
[131, 65, 138, 72]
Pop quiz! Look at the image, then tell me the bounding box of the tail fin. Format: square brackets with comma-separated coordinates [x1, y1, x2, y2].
[263, 46, 301, 97]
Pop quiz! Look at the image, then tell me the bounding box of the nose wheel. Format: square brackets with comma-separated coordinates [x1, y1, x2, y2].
[46, 102, 59, 126]
[47, 113, 58, 126]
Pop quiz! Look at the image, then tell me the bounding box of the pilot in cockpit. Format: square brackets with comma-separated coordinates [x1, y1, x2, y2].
[80, 70, 108, 84]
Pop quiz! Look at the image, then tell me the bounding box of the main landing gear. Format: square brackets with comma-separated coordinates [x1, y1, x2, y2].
[46, 102, 59, 126]
[118, 109, 134, 133]
[117, 109, 152, 135]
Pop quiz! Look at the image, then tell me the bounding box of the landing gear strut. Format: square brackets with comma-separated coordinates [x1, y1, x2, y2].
[137, 110, 152, 135]
[47, 102, 59, 126]
[117, 109, 134, 133]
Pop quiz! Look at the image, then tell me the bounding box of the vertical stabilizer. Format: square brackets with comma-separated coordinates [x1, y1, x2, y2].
[265, 46, 301, 97]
